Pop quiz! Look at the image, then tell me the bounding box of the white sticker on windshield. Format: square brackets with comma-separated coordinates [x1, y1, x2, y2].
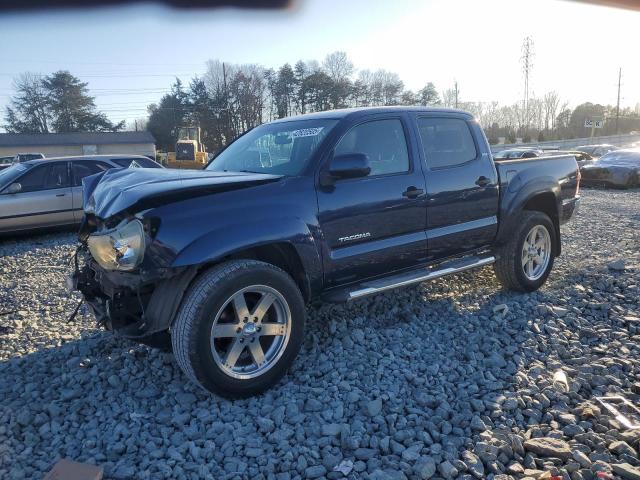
[290, 127, 324, 138]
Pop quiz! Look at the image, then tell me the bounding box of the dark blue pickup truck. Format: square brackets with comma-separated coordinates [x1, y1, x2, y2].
[72, 107, 580, 396]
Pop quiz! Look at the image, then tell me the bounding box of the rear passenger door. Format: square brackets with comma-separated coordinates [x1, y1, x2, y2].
[317, 115, 428, 287]
[0, 162, 73, 232]
[413, 115, 499, 260]
[71, 161, 111, 221]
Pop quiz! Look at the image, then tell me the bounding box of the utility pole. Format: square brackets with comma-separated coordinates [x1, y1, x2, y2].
[521, 36, 534, 131]
[615, 67, 621, 134]
[454, 80, 459, 109]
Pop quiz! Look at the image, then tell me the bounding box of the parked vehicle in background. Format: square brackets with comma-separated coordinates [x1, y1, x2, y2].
[0, 155, 163, 234]
[493, 147, 543, 159]
[165, 126, 209, 170]
[541, 150, 595, 169]
[581, 148, 640, 188]
[12, 152, 45, 163]
[71, 107, 580, 397]
[0, 156, 13, 171]
[573, 144, 618, 158]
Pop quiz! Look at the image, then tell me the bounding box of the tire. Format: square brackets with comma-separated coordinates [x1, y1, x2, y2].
[493, 211, 556, 292]
[171, 260, 305, 398]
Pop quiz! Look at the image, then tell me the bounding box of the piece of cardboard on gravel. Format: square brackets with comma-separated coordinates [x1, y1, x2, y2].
[43, 458, 103, 480]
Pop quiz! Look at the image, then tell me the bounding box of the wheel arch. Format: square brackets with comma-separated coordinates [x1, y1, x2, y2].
[169, 217, 322, 300]
[222, 242, 311, 302]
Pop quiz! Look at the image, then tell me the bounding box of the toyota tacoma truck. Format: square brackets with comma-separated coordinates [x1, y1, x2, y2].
[70, 107, 580, 397]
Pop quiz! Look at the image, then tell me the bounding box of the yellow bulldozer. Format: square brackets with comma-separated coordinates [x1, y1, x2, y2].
[166, 127, 209, 169]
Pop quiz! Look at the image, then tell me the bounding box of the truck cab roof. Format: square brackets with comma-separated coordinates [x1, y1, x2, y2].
[269, 106, 474, 124]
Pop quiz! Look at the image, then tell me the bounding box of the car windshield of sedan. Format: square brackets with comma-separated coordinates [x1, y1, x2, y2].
[206, 119, 338, 176]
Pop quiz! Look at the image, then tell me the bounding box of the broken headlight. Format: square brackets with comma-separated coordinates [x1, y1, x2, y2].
[87, 219, 146, 271]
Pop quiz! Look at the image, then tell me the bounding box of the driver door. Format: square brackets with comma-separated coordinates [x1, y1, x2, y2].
[316, 116, 428, 287]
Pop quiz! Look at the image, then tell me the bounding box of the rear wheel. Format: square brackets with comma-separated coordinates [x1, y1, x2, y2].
[494, 211, 556, 292]
[171, 260, 305, 397]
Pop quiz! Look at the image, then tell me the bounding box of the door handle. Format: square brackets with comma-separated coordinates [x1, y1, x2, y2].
[402, 186, 425, 199]
[56, 193, 66, 197]
[475, 176, 491, 187]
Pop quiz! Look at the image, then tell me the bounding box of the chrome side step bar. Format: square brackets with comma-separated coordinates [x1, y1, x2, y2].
[346, 255, 495, 301]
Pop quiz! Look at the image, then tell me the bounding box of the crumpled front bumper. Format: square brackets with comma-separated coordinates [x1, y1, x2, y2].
[70, 251, 197, 339]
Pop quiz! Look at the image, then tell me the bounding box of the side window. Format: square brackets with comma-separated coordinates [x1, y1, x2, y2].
[19, 163, 69, 192]
[72, 161, 109, 186]
[111, 158, 131, 168]
[417, 118, 477, 169]
[522, 151, 536, 158]
[16, 165, 48, 192]
[334, 119, 409, 176]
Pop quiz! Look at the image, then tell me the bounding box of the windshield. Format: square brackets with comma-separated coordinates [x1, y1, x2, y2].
[0, 163, 31, 189]
[207, 119, 338, 176]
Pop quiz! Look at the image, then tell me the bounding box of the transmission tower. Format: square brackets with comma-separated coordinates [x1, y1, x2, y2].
[520, 36, 534, 130]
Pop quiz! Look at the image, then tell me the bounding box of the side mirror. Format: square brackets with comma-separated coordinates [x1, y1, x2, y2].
[7, 182, 22, 194]
[329, 153, 371, 180]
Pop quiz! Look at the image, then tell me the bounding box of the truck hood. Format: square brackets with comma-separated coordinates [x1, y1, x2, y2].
[83, 168, 283, 219]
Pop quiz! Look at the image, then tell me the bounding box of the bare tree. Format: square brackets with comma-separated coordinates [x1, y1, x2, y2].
[4, 72, 50, 133]
[542, 91, 561, 130]
[529, 97, 544, 131]
[441, 88, 457, 108]
[322, 51, 354, 82]
[127, 117, 148, 131]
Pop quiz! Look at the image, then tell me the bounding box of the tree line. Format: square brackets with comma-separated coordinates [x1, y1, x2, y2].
[147, 52, 640, 150]
[146, 53, 443, 152]
[4, 71, 124, 134]
[5, 53, 640, 151]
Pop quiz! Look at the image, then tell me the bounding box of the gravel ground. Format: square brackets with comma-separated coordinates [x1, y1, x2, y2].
[1, 187, 639, 480]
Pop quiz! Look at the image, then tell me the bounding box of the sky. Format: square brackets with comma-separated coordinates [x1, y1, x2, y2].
[0, 0, 639, 128]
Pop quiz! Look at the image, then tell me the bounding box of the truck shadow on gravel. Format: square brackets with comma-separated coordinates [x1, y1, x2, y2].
[2, 265, 639, 479]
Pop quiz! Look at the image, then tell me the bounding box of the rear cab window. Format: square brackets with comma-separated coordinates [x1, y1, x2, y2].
[416, 117, 477, 169]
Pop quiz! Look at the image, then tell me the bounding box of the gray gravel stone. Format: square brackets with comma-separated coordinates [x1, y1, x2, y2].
[305, 465, 327, 479]
[613, 463, 640, 480]
[524, 437, 572, 460]
[413, 457, 437, 479]
[366, 397, 383, 416]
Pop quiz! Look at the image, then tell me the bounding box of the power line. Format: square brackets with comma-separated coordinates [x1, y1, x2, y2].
[0, 59, 206, 67]
[0, 72, 197, 78]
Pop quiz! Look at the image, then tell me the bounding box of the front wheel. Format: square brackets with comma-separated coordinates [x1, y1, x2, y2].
[171, 260, 305, 398]
[494, 211, 556, 292]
